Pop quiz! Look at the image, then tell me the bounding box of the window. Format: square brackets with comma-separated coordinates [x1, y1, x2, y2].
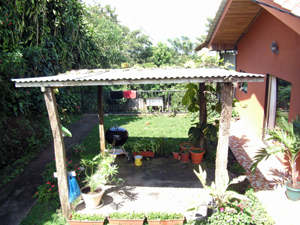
[239, 70, 247, 94]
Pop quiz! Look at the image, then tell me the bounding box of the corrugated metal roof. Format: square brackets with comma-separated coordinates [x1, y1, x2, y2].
[12, 68, 264, 88]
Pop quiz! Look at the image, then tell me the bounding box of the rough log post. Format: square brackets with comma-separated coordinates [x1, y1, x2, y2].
[215, 83, 234, 189]
[199, 83, 207, 149]
[43, 87, 70, 219]
[98, 86, 105, 153]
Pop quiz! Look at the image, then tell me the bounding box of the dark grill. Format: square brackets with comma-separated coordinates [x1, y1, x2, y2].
[105, 125, 129, 147]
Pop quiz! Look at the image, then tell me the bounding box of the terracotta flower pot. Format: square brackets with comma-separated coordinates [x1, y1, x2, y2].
[179, 143, 194, 152]
[172, 152, 180, 159]
[180, 151, 190, 163]
[190, 147, 205, 164]
[81, 186, 105, 209]
[133, 151, 155, 157]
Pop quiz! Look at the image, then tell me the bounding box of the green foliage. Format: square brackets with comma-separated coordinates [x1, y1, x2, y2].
[0, 0, 92, 175]
[251, 118, 300, 188]
[151, 42, 173, 67]
[70, 143, 87, 158]
[20, 199, 65, 225]
[146, 212, 182, 220]
[81, 154, 122, 193]
[191, 149, 204, 153]
[168, 36, 195, 55]
[228, 162, 246, 175]
[126, 138, 164, 154]
[0, 115, 52, 186]
[164, 138, 182, 155]
[33, 159, 85, 203]
[197, 189, 274, 225]
[189, 165, 248, 211]
[109, 211, 145, 220]
[71, 211, 106, 221]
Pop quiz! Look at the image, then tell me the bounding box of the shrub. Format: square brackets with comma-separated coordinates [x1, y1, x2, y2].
[196, 188, 274, 225]
[70, 143, 87, 158]
[34, 159, 84, 203]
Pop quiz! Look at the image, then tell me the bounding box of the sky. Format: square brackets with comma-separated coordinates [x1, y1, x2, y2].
[84, 0, 223, 45]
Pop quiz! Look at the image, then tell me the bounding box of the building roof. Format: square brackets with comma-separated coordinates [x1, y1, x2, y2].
[195, 0, 300, 51]
[11, 68, 264, 88]
[274, 0, 300, 16]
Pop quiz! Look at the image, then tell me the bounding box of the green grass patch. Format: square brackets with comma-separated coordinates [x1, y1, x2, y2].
[104, 115, 191, 138]
[81, 115, 191, 157]
[20, 199, 66, 225]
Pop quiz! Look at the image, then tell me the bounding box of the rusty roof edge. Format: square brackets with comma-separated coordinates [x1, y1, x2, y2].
[195, 0, 228, 51]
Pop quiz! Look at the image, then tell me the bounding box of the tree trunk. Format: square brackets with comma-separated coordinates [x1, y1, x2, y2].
[198, 83, 207, 149]
[98, 86, 105, 154]
[43, 87, 70, 219]
[215, 83, 234, 189]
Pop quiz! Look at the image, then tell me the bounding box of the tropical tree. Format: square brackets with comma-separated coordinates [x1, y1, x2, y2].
[167, 36, 195, 55]
[151, 42, 173, 67]
[122, 29, 153, 64]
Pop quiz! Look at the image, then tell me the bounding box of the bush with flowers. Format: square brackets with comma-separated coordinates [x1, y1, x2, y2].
[33, 159, 85, 203]
[70, 143, 87, 158]
[195, 188, 274, 224]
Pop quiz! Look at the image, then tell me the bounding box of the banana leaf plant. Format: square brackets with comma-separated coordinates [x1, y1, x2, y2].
[182, 83, 220, 143]
[251, 118, 300, 189]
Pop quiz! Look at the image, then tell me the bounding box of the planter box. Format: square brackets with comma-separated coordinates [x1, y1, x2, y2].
[68, 215, 104, 225]
[133, 151, 155, 157]
[148, 218, 185, 225]
[108, 218, 144, 225]
[68, 220, 104, 225]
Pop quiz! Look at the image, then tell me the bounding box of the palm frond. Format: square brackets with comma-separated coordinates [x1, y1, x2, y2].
[250, 148, 271, 174]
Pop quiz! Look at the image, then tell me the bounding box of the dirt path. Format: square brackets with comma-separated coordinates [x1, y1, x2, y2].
[0, 114, 99, 225]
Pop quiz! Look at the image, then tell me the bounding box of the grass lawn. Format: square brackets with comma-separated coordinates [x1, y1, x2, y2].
[105, 114, 191, 138]
[82, 115, 192, 157]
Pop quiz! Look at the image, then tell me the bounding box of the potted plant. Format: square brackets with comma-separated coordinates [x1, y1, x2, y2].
[69, 211, 106, 225]
[179, 143, 194, 152]
[130, 138, 163, 157]
[180, 149, 190, 163]
[108, 211, 145, 225]
[172, 148, 180, 159]
[190, 147, 205, 164]
[251, 118, 300, 201]
[187, 165, 248, 217]
[146, 212, 185, 225]
[80, 154, 123, 209]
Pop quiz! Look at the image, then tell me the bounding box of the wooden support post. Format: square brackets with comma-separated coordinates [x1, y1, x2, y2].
[43, 87, 70, 219]
[199, 83, 207, 149]
[98, 86, 105, 153]
[215, 83, 234, 190]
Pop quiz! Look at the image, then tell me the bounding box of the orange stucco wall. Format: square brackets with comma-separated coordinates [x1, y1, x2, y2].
[235, 9, 300, 174]
[235, 9, 300, 139]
